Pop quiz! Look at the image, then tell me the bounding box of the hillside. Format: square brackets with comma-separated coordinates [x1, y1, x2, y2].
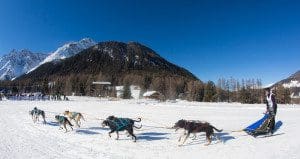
[0, 49, 48, 80]
[27, 38, 96, 73]
[274, 70, 300, 97]
[15, 41, 201, 99]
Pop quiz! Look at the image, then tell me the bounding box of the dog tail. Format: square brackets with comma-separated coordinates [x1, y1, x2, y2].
[213, 126, 223, 132]
[67, 119, 73, 127]
[134, 124, 142, 129]
[133, 118, 141, 122]
[79, 113, 85, 121]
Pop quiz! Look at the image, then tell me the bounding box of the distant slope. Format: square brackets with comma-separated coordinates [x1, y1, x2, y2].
[274, 70, 300, 97]
[16, 41, 200, 98]
[0, 38, 96, 81]
[27, 38, 96, 73]
[275, 70, 300, 87]
[19, 41, 198, 81]
[0, 49, 48, 80]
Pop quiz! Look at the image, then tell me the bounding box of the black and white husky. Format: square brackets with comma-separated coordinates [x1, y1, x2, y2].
[29, 107, 46, 124]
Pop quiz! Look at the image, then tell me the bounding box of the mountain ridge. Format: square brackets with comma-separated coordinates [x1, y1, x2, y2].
[16, 41, 201, 99]
[19, 41, 198, 81]
[27, 38, 96, 73]
[0, 49, 48, 80]
[274, 70, 300, 88]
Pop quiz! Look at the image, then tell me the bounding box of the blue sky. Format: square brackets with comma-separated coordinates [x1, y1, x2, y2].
[0, 0, 299, 85]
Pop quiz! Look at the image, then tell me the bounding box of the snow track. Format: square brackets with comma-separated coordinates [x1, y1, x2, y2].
[0, 97, 299, 159]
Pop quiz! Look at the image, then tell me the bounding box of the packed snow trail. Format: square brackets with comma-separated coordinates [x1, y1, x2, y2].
[0, 97, 299, 159]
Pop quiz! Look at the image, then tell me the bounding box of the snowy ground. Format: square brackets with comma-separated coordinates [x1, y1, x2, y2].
[0, 97, 299, 159]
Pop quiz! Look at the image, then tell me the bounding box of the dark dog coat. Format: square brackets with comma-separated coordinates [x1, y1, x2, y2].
[110, 118, 131, 131]
[56, 115, 66, 122]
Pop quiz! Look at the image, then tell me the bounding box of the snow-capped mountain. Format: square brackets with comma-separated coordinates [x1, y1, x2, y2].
[274, 70, 300, 99]
[0, 49, 48, 80]
[21, 41, 198, 82]
[28, 38, 96, 73]
[282, 80, 300, 88]
[18, 41, 199, 98]
[275, 70, 300, 88]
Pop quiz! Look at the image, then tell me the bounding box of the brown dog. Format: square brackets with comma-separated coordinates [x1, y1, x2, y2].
[173, 119, 222, 146]
[174, 120, 203, 140]
[63, 111, 85, 127]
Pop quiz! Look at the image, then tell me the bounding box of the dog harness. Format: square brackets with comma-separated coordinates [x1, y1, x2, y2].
[57, 116, 65, 122]
[71, 112, 79, 119]
[32, 108, 43, 115]
[111, 118, 131, 131]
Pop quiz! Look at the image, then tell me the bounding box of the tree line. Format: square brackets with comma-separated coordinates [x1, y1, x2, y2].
[112, 77, 291, 104]
[0, 76, 291, 104]
[202, 78, 291, 104]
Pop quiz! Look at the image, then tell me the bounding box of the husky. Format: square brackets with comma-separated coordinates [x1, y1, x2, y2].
[63, 110, 85, 127]
[173, 119, 223, 146]
[29, 107, 46, 124]
[55, 115, 73, 132]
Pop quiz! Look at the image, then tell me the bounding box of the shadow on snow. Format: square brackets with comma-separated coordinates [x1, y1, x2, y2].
[137, 132, 170, 141]
[75, 129, 100, 135]
[47, 121, 59, 127]
[181, 132, 235, 146]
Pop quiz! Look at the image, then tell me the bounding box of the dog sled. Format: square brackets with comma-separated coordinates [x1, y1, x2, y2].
[243, 114, 282, 137]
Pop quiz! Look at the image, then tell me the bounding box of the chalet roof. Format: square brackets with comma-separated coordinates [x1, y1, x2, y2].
[92, 81, 111, 85]
[143, 91, 158, 97]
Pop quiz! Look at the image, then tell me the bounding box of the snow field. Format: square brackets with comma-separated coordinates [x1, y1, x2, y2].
[0, 97, 299, 159]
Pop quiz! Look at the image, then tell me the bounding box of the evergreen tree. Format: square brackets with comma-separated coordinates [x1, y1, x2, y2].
[195, 83, 205, 101]
[203, 81, 217, 102]
[283, 88, 291, 104]
[275, 85, 291, 104]
[142, 76, 152, 91]
[79, 83, 86, 96]
[122, 82, 132, 99]
[158, 78, 167, 98]
[41, 78, 49, 94]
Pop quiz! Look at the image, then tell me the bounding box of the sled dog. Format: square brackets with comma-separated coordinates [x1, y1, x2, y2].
[29, 107, 46, 124]
[102, 115, 142, 142]
[63, 110, 85, 127]
[173, 119, 222, 146]
[55, 115, 73, 132]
